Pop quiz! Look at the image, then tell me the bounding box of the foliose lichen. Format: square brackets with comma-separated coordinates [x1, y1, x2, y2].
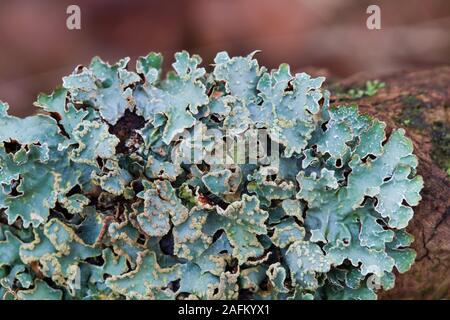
[0, 51, 423, 300]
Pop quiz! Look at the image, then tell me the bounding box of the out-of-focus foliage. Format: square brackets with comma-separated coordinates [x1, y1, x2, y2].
[339, 80, 386, 100]
[0, 51, 422, 300]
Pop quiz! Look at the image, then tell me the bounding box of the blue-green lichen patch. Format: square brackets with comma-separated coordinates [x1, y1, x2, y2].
[0, 51, 422, 300]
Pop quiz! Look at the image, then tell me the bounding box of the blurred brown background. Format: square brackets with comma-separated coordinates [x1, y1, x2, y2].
[0, 0, 449, 116]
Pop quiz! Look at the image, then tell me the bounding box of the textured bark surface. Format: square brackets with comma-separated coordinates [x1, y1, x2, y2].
[328, 67, 450, 299]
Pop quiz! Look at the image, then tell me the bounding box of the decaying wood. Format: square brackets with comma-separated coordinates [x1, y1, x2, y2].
[329, 66, 450, 299]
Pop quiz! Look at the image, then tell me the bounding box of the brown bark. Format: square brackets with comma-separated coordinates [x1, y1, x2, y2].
[328, 66, 450, 299]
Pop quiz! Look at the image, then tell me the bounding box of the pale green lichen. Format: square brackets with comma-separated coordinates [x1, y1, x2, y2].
[0, 51, 422, 300]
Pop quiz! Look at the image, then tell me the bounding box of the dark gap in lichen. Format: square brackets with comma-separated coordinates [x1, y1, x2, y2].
[124, 259, 132, 273]
[292, 215, 304, 228]
[197, 161, 210, 173]
[361, 154, 376, 164]
[109, 109, 146, 154]
[258, 277, 270, 291]
[270, 199, 283, 209]
[210, 114, 220, 123]
[131, 179, 144, 195]
[238, 288, 253, 300]
[207, 81, 226, 97]
[264, 245, 282, 266]
[401, 199, 411, 207]
[202, 191, 228, 210]
[212, 229, 224, 242]
[48, 111, 72, 139]
[284, 278, 292, 290]
[96, 157, 104, 168]
[66, 184, 82, 197]
[360, 196, 369, 206]
[10, 217, 24, 231]
[225, 257, 239, 274]
[373, 197, 379, 207]
[0, 210, 8, 225]
[9, 177, 22, 197]
[3, 140, 21, 154]
[30, 261, 44, 279]
[266, 227, 275, 238]
[378, 219, 391, 231]
[52, 202, 74, 221]
[160, 229, 174, 256]
[284, 80, 294, 93]
[136, 233, 147, 246]
[72, 102, 88, 111]
[85, 255, 105, 267]
[342, 168, 352, 185]
[171, 173, 190, 190]
[168, 279, 180, 293]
